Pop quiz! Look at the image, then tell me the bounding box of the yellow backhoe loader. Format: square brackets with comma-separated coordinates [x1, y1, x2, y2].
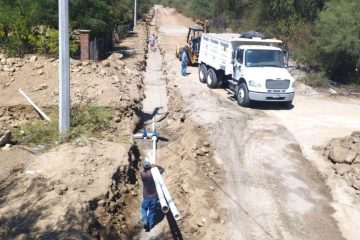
[175, 20, 209, 65]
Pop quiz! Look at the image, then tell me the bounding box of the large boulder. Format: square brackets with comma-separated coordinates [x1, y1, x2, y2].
[334, 164, 352, 175]
[350, 143, 360, 154]
[329, 145, 356, 164]
[353, 155, 360, 165]
[0, 130, 11, 147]
[351, 131, 360, 138]
[29, 55, 37, 62]
[109, 52, 123, 60]
[352, 179, 360, 190]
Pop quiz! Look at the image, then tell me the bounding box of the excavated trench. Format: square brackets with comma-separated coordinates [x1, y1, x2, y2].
[75, 12, 158, 239]
[0, 7, 222, 239]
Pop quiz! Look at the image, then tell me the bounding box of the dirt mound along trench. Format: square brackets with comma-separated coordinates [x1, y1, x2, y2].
[0, 140, 133, 239]
[324, 131, 360, 193]
[0, 36, 146, 108]
[0, 22, 150, 239]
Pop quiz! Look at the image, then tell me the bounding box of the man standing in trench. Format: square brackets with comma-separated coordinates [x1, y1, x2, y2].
[140, 160, 164, 231]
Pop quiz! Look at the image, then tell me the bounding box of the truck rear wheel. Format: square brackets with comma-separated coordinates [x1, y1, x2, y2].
[207, 68, 218, 88]
[236, 83, 250, 107]
[199, 64, 207, 83]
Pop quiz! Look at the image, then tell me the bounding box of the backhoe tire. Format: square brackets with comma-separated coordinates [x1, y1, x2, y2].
[199, 64, 207, 83]
[236, 83, 250, 107]
[207, 68, 218, 89]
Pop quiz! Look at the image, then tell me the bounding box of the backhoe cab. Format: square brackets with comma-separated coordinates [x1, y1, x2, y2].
[176, 20, 209, 65]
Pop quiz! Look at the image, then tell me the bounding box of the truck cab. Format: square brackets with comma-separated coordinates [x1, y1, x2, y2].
[232, 45, 295, 105]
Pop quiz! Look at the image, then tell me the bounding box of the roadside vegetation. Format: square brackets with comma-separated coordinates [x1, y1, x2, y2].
[0, 0, 153, 57]
[157, 0, 360, 88]
[12, 106, 112, 147]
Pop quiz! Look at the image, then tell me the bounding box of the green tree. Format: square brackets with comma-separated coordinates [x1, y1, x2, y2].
[0, 0, 153, 56]
[315, 0, 360, 81]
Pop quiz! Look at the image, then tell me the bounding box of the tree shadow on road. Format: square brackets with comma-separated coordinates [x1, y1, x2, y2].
[134, 107, 169, 133]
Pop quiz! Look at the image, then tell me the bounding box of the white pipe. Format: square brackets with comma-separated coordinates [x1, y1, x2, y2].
[133, 133, 144, 139]
[146, 156, 169, 213]
[19, 89, 51, 122]
[152, 118, 157, 164]
[152, 136, 157, 162]
[154, 176, 169, 213]
[152, 167, 181, 220]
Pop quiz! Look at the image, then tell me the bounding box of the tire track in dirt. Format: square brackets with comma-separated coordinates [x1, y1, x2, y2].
[155, 5, 345, 240]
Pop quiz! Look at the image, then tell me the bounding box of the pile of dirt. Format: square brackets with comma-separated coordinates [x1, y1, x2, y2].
[0, 52, 144, 110]
[0, 36, 147, 130]
[0, 140, 132, 239]
[158, 122, 226, 239]
[324, 131, 360, 191]
[0, 21, 149, 239]
[0, 53, 27, 76]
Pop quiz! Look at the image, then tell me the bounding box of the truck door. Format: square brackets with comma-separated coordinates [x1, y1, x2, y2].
[233, 49, 244, 80]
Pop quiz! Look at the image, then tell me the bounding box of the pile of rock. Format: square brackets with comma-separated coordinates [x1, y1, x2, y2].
[0, 54, 25, 76]
[324, 131, 360, 190]
[93, 163, 139, 233]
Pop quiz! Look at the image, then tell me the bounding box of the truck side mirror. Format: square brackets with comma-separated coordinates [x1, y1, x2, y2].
[283, 50, 289, 67]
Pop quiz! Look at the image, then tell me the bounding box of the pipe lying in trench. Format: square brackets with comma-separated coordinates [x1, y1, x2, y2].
[151, 166, 181, 220]
[153, 169, 169, 213]
[146, 154, 169, 214]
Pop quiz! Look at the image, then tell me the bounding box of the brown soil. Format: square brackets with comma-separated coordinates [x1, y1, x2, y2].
[0, 20, 148, 239]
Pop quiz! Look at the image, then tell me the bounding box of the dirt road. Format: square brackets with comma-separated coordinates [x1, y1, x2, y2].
[155, 5, 360, 239]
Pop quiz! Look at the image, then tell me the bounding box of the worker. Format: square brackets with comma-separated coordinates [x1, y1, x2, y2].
[148, 34, 157, 52]
[140, 160, 164, 231]
[181, 51, 188, 76]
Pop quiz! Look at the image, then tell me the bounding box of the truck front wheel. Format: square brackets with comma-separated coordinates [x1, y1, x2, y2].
[199, 64, 207, 83]
[207, 68, 218, 88]
[236, 83, 250, 107]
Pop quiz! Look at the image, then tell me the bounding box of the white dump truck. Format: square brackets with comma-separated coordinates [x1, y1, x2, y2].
[198, 33, 295, 107]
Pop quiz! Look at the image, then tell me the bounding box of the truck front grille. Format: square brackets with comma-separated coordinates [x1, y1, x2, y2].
[266, 79, 290, 89]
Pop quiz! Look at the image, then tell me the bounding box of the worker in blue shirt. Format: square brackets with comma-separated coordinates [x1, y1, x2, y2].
[181, 51, 188, 76]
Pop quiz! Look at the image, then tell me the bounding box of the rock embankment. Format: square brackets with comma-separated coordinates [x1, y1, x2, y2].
[324, 131, 360, 190]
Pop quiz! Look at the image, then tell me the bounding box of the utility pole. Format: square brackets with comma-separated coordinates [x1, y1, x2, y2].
[134, 0, 137, 27]
[59, 0, 70, 135]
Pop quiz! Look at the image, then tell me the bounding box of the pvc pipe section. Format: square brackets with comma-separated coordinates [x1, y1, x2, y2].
[154, 174, 169, 213]
[146, 155, 169, 214]
[151, 167, 181, 220]
[19, 89, 51, 122]
[152, 118, 157, 162]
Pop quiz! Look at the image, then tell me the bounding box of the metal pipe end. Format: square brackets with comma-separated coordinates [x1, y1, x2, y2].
[162, 206, 169, 213]
[174, 213, 181, 221]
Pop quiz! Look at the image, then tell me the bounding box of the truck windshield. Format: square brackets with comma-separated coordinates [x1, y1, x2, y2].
[245, 49, 285, 68]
